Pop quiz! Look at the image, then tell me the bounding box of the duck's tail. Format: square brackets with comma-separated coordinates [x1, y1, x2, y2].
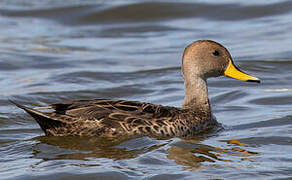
[10, 100, 65, 135]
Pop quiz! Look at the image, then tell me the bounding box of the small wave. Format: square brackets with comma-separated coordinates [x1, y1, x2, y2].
[2, 1, 292, 25]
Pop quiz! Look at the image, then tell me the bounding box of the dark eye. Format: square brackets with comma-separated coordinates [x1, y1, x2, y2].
[213, 50, 220, 56]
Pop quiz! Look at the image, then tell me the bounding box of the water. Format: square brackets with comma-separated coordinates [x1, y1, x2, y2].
[0, 0, 292, 179]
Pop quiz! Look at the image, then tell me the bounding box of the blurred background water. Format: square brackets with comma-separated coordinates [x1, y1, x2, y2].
[0, 0, 292, 179]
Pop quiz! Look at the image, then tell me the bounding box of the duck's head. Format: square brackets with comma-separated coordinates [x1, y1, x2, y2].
[182, 40, 260, 83]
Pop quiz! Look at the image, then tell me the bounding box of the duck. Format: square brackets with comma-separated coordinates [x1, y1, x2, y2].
[11, 40, 260, 137]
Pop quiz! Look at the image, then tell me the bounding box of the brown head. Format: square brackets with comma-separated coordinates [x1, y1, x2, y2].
[182, 40, 260, 83]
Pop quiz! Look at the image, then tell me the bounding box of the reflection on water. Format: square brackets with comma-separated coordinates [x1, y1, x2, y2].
[1, 0, 292, 179]
[31, 136, 259, 173]
[168, 139, 258, 171]
[33, 136, 166, 161]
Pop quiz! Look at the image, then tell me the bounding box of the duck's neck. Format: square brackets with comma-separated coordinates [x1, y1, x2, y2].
[182, 77, 210, 112]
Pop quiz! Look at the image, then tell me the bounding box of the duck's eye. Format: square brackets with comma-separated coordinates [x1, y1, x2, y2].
[213, 50, 220, 56]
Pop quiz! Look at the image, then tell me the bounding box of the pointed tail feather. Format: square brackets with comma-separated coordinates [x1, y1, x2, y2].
[10, 100, 65, 135]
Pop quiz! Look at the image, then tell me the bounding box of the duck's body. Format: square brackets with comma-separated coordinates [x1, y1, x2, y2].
[13, 99, 216, 137]
[13, 40, 260, 137]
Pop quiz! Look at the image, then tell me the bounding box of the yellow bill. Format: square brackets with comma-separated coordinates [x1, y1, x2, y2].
[224, 59, 260, 83]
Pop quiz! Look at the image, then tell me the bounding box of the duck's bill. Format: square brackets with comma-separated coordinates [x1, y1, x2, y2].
[224, 59, 260, 83]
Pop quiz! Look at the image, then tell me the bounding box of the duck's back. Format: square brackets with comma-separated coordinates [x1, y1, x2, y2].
[13, 99, 214, 137]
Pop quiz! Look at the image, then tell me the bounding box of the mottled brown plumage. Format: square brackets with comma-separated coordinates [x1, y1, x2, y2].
[12, 40, 260, 137]
[12, 99, 216, 137]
